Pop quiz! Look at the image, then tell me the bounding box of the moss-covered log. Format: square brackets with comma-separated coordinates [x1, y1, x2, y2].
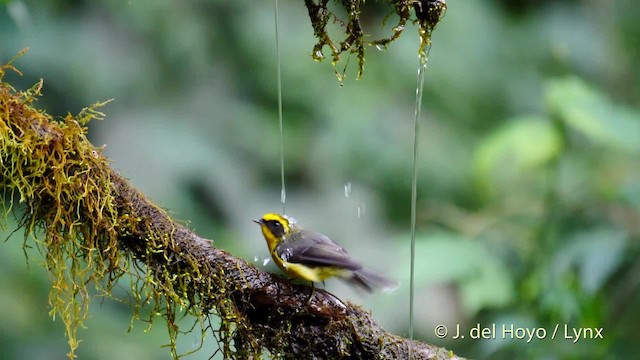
[0, 61, 462, 359]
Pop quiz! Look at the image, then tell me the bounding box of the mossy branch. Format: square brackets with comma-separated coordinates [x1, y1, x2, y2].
[0, 63, 463, 359]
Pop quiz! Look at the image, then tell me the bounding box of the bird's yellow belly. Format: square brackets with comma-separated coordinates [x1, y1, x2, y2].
[278, 261, 346, 283]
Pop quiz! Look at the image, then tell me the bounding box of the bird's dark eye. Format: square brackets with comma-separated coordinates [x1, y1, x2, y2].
[266, 220, 285, 237]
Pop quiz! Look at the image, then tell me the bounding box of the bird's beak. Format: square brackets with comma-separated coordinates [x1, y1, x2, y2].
[253, 219, 263, 225]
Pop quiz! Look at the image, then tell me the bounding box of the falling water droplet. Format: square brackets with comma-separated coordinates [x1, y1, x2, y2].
[192, 334, 200, 349]
[263, 258, 271, 266]
[254, 255, 259, 262]
[357, 203, 366, 218]
[344, 182, 352, 197]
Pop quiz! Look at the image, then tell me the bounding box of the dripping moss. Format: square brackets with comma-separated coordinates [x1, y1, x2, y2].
[304, 0, 447, 81]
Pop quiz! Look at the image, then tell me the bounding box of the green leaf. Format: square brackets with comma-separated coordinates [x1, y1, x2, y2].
[402, 232, 514, 315]
[546, 77, 640, 152]
[474, 116, 562, 195]
[553, 227, 627, 295]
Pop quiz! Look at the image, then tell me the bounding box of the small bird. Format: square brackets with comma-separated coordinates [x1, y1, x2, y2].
[254, 213, 397, 292]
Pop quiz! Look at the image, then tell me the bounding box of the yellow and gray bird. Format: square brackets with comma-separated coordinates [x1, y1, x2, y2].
[254, 213, 397, 292]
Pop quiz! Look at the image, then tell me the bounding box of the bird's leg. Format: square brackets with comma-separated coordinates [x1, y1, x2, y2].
[307, 281, 315, 305]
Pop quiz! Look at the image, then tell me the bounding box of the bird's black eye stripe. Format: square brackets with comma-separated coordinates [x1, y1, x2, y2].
[266, 220, 285, 237]
[268, 220, 281, 228]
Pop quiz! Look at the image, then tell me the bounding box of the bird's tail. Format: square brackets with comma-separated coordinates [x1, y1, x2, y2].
[347, 267, 398, 293]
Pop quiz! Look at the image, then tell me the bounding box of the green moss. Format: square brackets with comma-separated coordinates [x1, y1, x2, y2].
[0, 58, 252, 359]
[1, 59, 117, 357]
[304, 0, 447, 81]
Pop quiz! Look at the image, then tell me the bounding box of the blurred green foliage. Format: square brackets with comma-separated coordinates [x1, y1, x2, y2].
[1, 0, 639, 359]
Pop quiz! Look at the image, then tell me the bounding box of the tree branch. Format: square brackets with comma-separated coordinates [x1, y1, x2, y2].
[0, 63, 463, 359]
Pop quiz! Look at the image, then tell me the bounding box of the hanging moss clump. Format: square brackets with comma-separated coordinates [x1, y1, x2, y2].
[304, 0, 447, 81]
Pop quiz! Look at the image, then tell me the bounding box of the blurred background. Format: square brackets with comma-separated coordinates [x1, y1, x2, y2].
[1, 0, 639, 359]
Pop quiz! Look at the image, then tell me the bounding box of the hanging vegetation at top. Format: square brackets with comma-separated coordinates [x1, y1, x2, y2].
[304, 0, 447, 81]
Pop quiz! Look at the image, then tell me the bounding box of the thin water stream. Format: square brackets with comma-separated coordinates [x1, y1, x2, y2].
[274, 2, 439, 358]
[409, 51, 429, 358]
[274, 0, 286, 214]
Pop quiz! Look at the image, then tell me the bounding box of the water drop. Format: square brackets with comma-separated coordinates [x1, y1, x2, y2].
[192, 334, 200, 349]
[357, 203, 366, 218]
[263, 258, 271, 266]
[375, 44, 384, 51]
[254, 255, 259, 262]
[344, 182, 352, 197]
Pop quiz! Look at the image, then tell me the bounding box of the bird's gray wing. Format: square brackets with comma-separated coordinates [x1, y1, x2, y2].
[276, 231, 362, 271]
